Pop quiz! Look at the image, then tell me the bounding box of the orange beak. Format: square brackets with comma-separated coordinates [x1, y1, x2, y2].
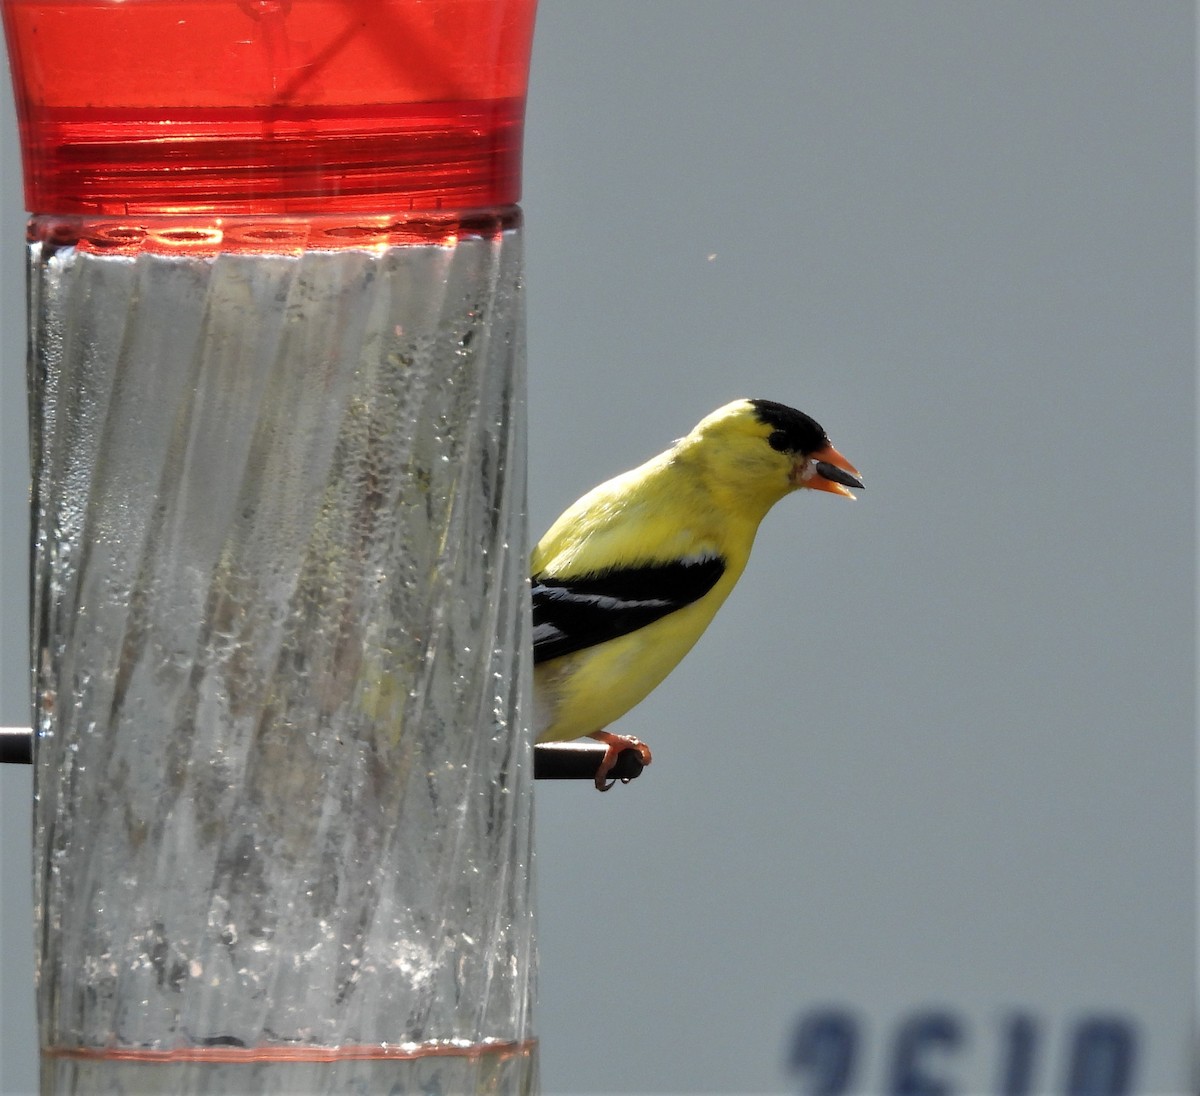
[791, 443, 864, 498]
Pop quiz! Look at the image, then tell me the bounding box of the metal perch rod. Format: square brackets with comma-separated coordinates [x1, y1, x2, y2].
[0, 726, 643, 781]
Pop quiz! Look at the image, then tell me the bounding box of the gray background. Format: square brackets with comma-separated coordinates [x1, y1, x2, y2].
[1, 3, 1194, 1095]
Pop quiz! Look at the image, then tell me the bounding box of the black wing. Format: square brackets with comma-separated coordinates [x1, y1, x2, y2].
[532, 555, 726, 665]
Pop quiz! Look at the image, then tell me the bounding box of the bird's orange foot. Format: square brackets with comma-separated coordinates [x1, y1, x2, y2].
[588, 731, 653, 791]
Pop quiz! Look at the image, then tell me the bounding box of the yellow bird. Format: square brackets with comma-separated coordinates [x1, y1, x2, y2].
[531, 398, 863, 790]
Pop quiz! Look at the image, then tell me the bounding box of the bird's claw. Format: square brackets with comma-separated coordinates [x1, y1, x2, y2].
[589, 732, 652, 792]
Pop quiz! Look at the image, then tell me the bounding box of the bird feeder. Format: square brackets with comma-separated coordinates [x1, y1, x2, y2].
[2, 1, 539, 1091]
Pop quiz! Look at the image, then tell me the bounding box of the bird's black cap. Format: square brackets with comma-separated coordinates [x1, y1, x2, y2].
[749, 399, 830, 455]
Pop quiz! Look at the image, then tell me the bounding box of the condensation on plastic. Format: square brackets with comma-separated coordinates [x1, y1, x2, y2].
[27, 213, 536, 1094]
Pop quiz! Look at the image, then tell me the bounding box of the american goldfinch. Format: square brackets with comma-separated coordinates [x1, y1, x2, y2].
[532, 398, 863, 790]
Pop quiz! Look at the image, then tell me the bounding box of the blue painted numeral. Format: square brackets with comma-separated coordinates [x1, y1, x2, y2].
[788, 1008, 859, 1095]
[1066, 1017, 1137, 1096]
[998, 1012, 1039, 1096]
[887, 1011, 963, 1096]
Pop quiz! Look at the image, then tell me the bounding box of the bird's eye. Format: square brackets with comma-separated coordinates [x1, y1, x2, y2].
[766, 430, 790, 453]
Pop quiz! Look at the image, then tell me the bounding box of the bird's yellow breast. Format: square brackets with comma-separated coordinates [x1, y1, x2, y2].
[532, 560, 744, 742]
